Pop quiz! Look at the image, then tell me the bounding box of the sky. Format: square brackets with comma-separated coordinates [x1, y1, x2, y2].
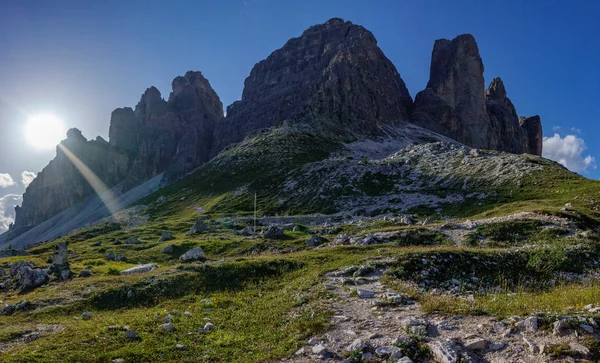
[1, 0, 599, 232]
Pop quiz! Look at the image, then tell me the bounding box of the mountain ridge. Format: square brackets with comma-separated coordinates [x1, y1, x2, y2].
[3, 18, 544, 244]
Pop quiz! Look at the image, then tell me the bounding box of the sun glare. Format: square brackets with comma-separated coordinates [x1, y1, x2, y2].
[24, 114, 67, 149]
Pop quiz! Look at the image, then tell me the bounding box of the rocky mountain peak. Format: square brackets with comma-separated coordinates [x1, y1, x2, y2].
[65, 128, 86, 142]
[413, 33, 542, 156]
[212, 18, 413, 154]
[485, 77, 507, 101]
[134, 86, 167, 119]
[169, 71, 223, 119]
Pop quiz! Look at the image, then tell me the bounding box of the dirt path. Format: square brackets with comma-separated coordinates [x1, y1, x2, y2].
[282, 263, 597, 363]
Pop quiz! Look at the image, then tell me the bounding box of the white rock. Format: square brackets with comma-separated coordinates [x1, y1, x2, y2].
[82, 311, 93, 320]
[347, 338, 367, 352]
[179, 247, 207, 262]
[427, 340, 458, 363]
[307, 338, 318, 346]
[312, 344, 329, 356]
[515, 316, 538, 332]
[204, 322, 215, 331]
[522, 337, 539, 354]
[568, 342, 590, 355]
[294, 347, 305, 355]
[375, 346, 401, 357]
[357, 289, 375, 298]
[120, 264, 158, 275]
[397, 357, 413, 363]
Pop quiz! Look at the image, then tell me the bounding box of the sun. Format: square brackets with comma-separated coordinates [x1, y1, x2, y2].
[24, 114, 67, 149]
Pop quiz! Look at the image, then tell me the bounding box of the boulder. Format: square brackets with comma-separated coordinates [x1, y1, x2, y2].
[49, 242, 72, 280]
[157, 232, 173, 242]
[263, 226, 284, 239]
[120, 264, 158, 275]
[306, 235, 326, 247]
[123, 237, 141, 245]
[179, 247, 206, 262]
[15, 265, 49, 291]
[427, 340, 458, 363]
[78, 269, 93, 278]
[186, 220, 207, 235]
[163, 245, 174, 254]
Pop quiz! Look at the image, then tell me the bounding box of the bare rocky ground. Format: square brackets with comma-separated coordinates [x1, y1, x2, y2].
[283, 263, 599, 363]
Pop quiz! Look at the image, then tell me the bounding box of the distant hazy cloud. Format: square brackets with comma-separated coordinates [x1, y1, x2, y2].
[0, 173, 15, 188]
[21, 171, 37, 188]
[551, 126, 562, 132]
[543, 133, 597, 173]
[0, 194, 21, 233]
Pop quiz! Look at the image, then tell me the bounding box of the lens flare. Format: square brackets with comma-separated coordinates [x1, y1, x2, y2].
[24, 113, 66, 149]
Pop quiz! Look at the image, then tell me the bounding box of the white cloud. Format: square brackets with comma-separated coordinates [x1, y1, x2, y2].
[570, 127, 582, 134]
[21, 171, 37, 188]
[0, 173, 15, 188]
[543, 133, 597, 173]
[552, 126, 562, 132]
[0, 194, 22, 233]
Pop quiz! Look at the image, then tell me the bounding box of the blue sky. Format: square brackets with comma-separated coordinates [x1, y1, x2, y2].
[0, 0, 599, 230]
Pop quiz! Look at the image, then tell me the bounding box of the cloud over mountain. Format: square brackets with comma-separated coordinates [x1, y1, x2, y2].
[543, 133, 597, 173]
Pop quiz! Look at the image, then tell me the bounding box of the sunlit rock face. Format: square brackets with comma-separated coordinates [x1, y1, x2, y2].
[211, 18, 413, 155]
[14, 129, 129, 229]
[14, 72, 222, 230]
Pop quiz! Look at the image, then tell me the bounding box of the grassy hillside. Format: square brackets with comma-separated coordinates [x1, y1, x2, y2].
[2, 129, 600, 362]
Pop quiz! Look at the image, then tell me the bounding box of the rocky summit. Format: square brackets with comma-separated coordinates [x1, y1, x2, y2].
[3, 19, 546, 243]
[1, 17, 600, 363]
[412, 34, 542, 155]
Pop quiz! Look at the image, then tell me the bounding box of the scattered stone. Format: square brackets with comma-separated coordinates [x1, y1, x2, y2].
[311, 344, 329, 356]
[464, 338, 487, 350]
[239, 226, 254, 236]
[179, 247, 207, 262]
[78, 269, 93, 278]
[120, 264, 158, 275]
[263, 226, 284, 239]
[522, 337, 539, 354]
[397, 357, 413, 363]
[123, 237, 141, 245]
[357, 289, 375, 298]
[487, 342, 506, 351]
[49, 242, 73, 280]
[158, 232, 173, 242]
[82, 312, 93, 321]
[580, 323, 594, 333]
[176, 344, 187, 350]
[204, 322, 215, 331]
[112, 359, 125, 363]
[105, 252, 126, 262]
[427, 340, 458, 363]
[306, 235, 326, 247]
[159, 323, 174, 331]
[125, 331, 139, 340]
[295, 347, 305, 355]
[568, 342, 590, 356]
[515, 316, 538, 332]
[375, 346, 401, 357]
[163, 245, 174, 253]
[186, 219, 208, 235]
[307, 338, 318, 346]
[12, 262, 49, 291]
[347, 338, 367, 352]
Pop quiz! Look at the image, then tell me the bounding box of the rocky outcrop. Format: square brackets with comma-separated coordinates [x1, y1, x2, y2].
[49, 242, 72, 280]
[12, 71, 222, 231]
[412, 35, 542, 156]
[519, 115, 543, 156]
[211, 18, 413, 154]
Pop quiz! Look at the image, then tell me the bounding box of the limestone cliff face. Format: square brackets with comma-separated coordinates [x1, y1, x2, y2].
[8, 20, 544, 236]
[14, 129, 129, 229]
[412, 34, 542, 156]
[211, 18, 413, 154]
[14, 71, 222, 230]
